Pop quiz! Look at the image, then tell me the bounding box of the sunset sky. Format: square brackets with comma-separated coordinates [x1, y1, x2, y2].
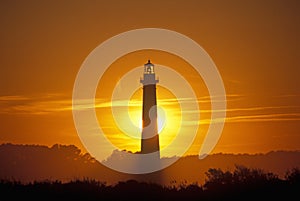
[0, 0, 299, 159]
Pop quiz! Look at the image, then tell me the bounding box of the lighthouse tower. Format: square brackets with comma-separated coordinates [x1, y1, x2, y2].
[140, 60, 160, 158]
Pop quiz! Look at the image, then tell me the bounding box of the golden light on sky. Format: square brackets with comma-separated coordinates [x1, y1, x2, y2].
[129, 87, 181, 150]
[93, 49, 209, 157]
[0, 0, 299, 158]
[99, 86, 182, 155]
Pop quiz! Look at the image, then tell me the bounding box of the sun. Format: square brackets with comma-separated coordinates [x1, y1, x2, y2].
[128, 86, 181, 150]
[94, 49, 206, 157]
[96, 84, 182, 155]
[131, 102, 167, 133]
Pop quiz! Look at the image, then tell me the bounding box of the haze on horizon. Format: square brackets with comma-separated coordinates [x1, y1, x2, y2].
[0, 0, 299, 157]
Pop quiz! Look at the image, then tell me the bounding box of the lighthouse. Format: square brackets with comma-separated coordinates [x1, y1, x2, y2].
[140, 60, 160, 158]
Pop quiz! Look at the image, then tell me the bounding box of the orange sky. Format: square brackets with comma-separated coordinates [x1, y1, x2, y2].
[0, 0, 299, 157]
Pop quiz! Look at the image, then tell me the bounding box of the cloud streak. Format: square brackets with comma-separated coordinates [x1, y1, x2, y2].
[0, 94, 71, 115]
[0, 94, 300, 124]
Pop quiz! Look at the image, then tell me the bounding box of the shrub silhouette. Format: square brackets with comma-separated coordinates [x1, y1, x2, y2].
[204, 165, 279, 187]
[285, 167, 300, 184]
[203, 165, 298, 200]
[0, 165, 299, 201]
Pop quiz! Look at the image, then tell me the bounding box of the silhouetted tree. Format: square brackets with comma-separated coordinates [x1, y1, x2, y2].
[285, 167, 300, 184]
[203, 165, 286, 200]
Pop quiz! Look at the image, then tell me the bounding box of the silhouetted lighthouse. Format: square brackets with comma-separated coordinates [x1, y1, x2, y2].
[140, 60, 160, 158]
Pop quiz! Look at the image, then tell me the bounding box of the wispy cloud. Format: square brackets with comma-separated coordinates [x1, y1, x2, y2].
[1, 93, 300, 125]
[196, 112, 300, 125]
[198, 105, 299, 113]
[0, 94, 71, 115]
[0, 95, 30, 101]
[225, 113, 300, 123]
[0, 93, 239, 115]
[273, 94, 300, 98]
[182, 112, 300, 126]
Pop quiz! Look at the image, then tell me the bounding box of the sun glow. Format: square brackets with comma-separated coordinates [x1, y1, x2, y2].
[95, 49, 207, 157]
[128, 86, 181, 150]
[132, 105, 166, 133]
[96, 84, 182, 154]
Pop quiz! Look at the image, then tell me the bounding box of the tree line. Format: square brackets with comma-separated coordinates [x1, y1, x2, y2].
[0, 165, 299, 201]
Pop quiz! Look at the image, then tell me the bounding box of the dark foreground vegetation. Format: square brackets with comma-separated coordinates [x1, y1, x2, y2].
[0, 166, 299, 201]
